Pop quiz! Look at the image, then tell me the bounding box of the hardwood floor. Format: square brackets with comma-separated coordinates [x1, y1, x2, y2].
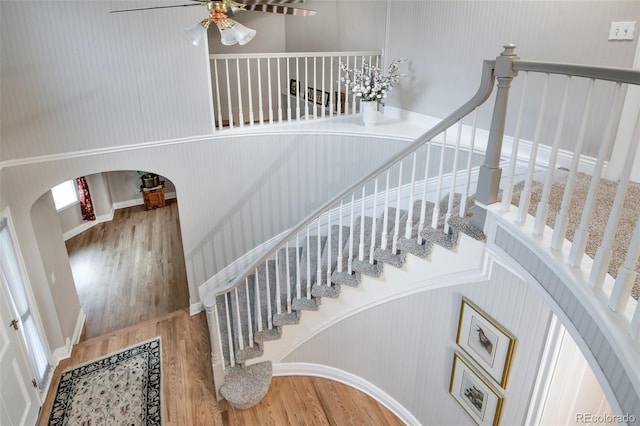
[223, 376, 405, 425]
[65, 200, 189, 339]
[51, 200, 403, 425]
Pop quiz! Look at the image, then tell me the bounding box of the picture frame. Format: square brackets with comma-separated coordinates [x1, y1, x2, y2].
[306, 87, 329, 107]
[450, 350, 504, 426]
[456, 297, 516, 388]
[289, 79, 301, 97]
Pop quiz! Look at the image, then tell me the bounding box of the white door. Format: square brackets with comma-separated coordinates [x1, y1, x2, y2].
[0, 283, 41, 426]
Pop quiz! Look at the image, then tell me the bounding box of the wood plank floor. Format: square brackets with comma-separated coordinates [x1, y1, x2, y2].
[53, 200, 403, 425]
[65, 200, 190, 339]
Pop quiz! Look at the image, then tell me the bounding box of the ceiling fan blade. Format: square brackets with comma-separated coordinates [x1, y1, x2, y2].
[243, 4, 316, 16]
[235, 0, 307, 4]
[110, 3, 204, 13]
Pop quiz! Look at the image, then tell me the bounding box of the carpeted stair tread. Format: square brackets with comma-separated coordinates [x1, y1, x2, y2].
[397, 236, 433, 258]
[421, 226, 459, 250]
[298, 235, 327, 298]
[373, 247, 407, 269]
[220, 361, 273, 410]
[254, 327, 282, 343]
[273, 311, 300, 326]
[235, 346, 264, 364]
[311, 283, 341, 298]
[292, 297, 321, 311]
[331, 270, 360, 287]
[352, 258, 383, 277]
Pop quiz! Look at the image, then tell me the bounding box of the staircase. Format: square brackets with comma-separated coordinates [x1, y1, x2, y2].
[214, 195, 484, 409]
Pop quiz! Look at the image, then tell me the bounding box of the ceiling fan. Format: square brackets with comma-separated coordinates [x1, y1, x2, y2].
[111, 0, 317, 47]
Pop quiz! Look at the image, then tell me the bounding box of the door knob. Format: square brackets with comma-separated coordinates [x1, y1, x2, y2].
[9, 319, 18, 330]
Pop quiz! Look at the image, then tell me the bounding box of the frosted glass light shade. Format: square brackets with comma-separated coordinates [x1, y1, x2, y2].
[219, 27, 239, 46]
[232, 22, 256, 45]
[184, 22, 208, 46]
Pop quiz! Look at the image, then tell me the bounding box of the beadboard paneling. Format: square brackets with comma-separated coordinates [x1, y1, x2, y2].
[494, 225, 640, 419]
[0, 0, 213, 161]
[0, 132, 409, 346]
[282, 262, 552, 425]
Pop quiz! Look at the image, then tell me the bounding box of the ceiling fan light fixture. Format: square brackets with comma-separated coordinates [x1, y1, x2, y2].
[215, 17, 256, 46]
[231, 22, 257, 45]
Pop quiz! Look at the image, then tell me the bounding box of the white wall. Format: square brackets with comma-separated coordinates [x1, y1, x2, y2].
[282, 262, 552, 425]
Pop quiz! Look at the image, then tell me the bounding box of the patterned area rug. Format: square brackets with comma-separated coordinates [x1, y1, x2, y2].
[48, 337, 162, 425]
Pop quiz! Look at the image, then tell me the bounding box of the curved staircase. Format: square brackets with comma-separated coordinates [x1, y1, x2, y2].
[215, 196, 484, 409]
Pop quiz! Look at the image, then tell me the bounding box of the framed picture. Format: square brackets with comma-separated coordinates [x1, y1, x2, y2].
[305, 87, 330, 107]
[450, 350, 504, 426]
[289, 79, 301, 96]
[456, 297, 516, 388]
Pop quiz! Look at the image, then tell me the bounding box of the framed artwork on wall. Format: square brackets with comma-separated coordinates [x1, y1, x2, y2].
[450, 350, 504, 426]
[456, 297, 516, 388]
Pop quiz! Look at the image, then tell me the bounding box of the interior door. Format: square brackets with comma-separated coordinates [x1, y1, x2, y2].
[0, 283, 41, 425]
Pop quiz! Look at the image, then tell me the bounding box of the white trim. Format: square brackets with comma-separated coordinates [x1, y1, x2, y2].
[273, 362, 421, 426]
[63, 192, 177, 241]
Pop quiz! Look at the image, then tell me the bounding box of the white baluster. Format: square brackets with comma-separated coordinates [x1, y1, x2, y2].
[348, 192, 355, 273]
[224, 294, 235, 367]
[369, 178, 379, 263]
[445, 122, 463, 234]
[569, 83, 624, 267]
[316, 218, 322, 288]
[296, 57, 301, 120]
[321, 56, 326, 118]
[257, 58, 264, 124]
[275, 250, 281, 315]
[392, 162, 403, 253]
[313, 56, 318, 118]
[329, 56, 335, 117]
[213, 60, 223, 129]
[589, 107, 640, 288]
[359, 186, 366, 261]
[286, 57, 292, 122]
[337, 56, 343, 117]
[246, 59, 255, 125]
[381, 170, 391, 250]
[224, 59, 234, 128]
[296, 233, 301, 300]
[337, 201, 344, 273]
[609, 213, 640, 312]
[235, 58, 244, 127]
[234, 288, 244, 351]
[276, 57, 283, 123]
[533, 77, 572, 236]
[432, 130, 447, 229]
[500, 73, 528, 213]
[405, 152, 418, 239]
[267, 58, 274, 124]
[304, 57, 310, 118]
[285, 241, 291, 313]
[306, 225, 311, 298]
[326, 208, 332, 286]
[245, 278, 253, 347]
[255, 270, 263, 332]
[265, 260, 273, 329]
[461, 109, 479, 217]
[417, 143, 432, 245]
[551, 79, 595, 250]
[517, 74, 550, 224]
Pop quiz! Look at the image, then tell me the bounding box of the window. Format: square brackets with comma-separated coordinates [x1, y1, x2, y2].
[51, 180, 78, 210]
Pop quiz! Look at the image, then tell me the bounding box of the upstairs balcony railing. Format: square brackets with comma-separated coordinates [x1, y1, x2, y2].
[209, 50, 381, 129]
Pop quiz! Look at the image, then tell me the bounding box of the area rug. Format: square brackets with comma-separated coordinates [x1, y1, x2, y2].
[48, 337, 162, 426]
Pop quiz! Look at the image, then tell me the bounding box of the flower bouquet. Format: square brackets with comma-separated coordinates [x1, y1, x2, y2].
[340, 58, 406, 105]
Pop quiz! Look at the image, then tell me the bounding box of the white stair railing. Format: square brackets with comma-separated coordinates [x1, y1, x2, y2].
[209, 51, 380, 128]
[202, 52, 499, 398]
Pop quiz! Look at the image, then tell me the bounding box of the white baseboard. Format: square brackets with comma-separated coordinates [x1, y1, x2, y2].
[63, 192, 178, 241]
[273, 362, 420, 426]
[52, 309, 85, 362]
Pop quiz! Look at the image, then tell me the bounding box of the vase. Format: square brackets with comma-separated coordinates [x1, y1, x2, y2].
[360, 101, 378, 126]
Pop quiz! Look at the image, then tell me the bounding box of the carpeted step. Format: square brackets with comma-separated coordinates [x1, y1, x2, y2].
[311, 282, 340, 298]
[421, 226, 459, 250]
[320, 224, 351, 281]
[292, 297, 321, 311]
[235, 345, 264, 364]
[273, 311, 300, 326]
[254, 327, 282, 343]
[298, 234, 327, 298]
[331, 270, 360, 287]
[220, 361, 273, 410]
[276, 246, 302, 312]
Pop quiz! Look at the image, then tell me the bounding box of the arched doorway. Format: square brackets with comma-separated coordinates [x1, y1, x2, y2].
[31, 170, 189, 340]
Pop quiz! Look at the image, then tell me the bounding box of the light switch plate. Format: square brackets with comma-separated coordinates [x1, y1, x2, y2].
[609, 21, 636, 40]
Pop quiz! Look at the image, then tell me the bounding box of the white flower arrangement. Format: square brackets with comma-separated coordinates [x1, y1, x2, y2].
[340, 58, 406, 104]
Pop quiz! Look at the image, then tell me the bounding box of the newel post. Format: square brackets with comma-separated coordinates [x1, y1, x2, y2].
[471, 44, 519, 230]
[203, 293, 225, 400]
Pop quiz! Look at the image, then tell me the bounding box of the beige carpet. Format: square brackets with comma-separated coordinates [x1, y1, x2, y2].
[510, 172, 640, 299]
